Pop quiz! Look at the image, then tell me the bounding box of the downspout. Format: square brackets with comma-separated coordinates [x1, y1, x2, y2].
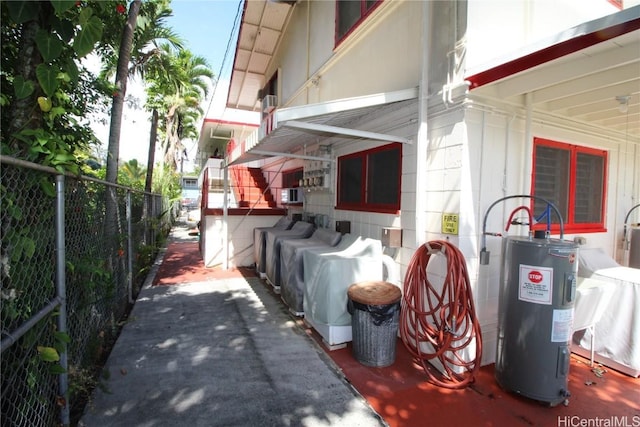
[416, 0, 432, 246]
[522, 92, 533, 194]
[223, 162, 229, 270]
[306, 0, 311, 104]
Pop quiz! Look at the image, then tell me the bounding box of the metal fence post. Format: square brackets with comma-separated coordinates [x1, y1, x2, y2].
[127, 191, 133, 304]
[55, 175, 70, 426]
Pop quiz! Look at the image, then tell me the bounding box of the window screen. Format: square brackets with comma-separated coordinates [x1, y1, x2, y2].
[532, 138, 606, 232]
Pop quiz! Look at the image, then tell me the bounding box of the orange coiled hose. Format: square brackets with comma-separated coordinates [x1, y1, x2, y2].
[400, 240, 482, 389]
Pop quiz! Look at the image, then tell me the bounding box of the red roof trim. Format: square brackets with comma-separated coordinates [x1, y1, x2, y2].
[467, 17, 640, 89]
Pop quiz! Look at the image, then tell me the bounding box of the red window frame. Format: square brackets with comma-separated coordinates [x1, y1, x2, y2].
[335, 0, 382, 47]
[531, 137, 607, 234]
[336, 143, 401, 214]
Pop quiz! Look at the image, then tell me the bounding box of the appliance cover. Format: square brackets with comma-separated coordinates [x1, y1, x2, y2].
[280, 228, 342, 314]
[302, 236, 383, 327]
[253, 217, 294, 274]
[265, 222, 315, 287]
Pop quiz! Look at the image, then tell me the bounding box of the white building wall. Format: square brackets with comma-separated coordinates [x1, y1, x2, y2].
[432, 98, 640, 364]
[225, 0, 638, 366]
[271, 0, 423, 108]
[465, 0, 621, 73]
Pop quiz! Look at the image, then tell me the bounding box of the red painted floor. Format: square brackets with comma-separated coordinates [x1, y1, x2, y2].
[314, 336, 639, 427]
[153, 241, 256, 285]
[158, 236, 640, 426]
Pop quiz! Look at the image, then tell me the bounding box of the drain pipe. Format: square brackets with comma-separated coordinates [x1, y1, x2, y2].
[415, 0, 432, 247]
[522, 93, 534, 194]
[223, 162, 229, 270]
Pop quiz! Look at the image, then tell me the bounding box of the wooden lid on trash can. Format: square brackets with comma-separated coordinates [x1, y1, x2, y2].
[348, 281, 401, 305]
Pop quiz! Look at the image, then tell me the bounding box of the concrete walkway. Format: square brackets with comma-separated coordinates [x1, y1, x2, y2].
[79, 219, 384, 427]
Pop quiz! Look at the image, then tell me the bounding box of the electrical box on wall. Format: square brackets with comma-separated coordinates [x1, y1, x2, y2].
[381, 228, 402, 248]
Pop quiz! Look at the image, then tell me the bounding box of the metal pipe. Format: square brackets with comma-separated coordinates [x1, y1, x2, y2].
[415, 0, 432, 247]
[522, 93, 533, 194]
[0, 297, 62, 353]
[480, 194, 565, 265]
[126, 191, 133, 304]
[56, 175, 70, 426]
[223, 163, 229, 270]
[623, 203, 640, 247]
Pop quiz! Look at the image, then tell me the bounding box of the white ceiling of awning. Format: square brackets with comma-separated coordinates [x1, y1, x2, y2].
[226, 88, 419, 166]
[467, 6, 640, 140]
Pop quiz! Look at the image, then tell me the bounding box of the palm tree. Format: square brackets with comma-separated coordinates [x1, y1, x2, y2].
[120, 159, 146, 188]
[145, 46, 214, 172]
[102, 0, 183, 185]
[105, 0, 142, 185]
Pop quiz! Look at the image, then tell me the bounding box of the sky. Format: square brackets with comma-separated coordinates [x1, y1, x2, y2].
[92, 0, 244, 171]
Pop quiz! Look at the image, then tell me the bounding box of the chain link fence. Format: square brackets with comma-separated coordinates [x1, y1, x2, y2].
[1, 155, 176, 426]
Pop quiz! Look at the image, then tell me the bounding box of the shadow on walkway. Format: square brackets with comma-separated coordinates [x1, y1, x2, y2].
[79, 220, 384, 427]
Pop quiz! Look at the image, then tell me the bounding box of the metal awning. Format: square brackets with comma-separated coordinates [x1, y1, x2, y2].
[226, 87, 419, 165]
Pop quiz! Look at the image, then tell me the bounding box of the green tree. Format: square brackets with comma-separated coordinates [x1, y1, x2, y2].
[0, 1, 116, 171]
[94, 0, 183, 193]
[105, 0, 141, 185]
[145, 47, 213, 172]
[119, 158, 146, 190]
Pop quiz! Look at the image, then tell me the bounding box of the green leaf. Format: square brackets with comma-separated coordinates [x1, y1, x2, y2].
[6, 1, 39, 24]
[48, 364, 67, 375]
[73, 16, 103, 58]
[54, 153, 75, 163]
[37, 346, 60, 362]
[58, 72, 71, 83]
[40, 176, 56, 198]
[64, 59, 79, 83]
[13, 76, 35, 100]
[52, 16, 75, 42]
[22, 238, 36, 258]
[54, 331, 72, 344]
[50, 0, 76, 16]
[35, 30, 64, 63]
[38, 96, 53, 112]
[49, 106, 66, 120]
[36, 64, 59, 97]
[77, 6, 93, 26]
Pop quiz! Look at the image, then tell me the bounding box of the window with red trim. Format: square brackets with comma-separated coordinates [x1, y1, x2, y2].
[335, 0, 381, 45]
[336, 143, 401, 213]
[531, 138, 607, 233]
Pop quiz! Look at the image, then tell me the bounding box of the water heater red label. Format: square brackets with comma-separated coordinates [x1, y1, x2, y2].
[519, 265, 553, 305]
[528, 271, 543, 283]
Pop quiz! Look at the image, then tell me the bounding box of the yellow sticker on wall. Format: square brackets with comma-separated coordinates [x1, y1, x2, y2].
[442, 213, 459, 235]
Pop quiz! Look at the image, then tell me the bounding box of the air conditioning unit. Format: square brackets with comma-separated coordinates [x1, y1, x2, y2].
[262, 95, 277, 113]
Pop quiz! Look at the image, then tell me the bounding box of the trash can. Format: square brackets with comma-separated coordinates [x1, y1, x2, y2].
[347, 281, 402, 367]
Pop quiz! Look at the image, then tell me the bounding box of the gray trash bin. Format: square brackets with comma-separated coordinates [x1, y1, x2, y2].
[348, 281, 402, 367]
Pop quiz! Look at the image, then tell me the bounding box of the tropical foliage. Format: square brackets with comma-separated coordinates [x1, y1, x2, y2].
[145, 44, 214, 172]
[0, 0, 121, 173]
[2, 0, 214, 183]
